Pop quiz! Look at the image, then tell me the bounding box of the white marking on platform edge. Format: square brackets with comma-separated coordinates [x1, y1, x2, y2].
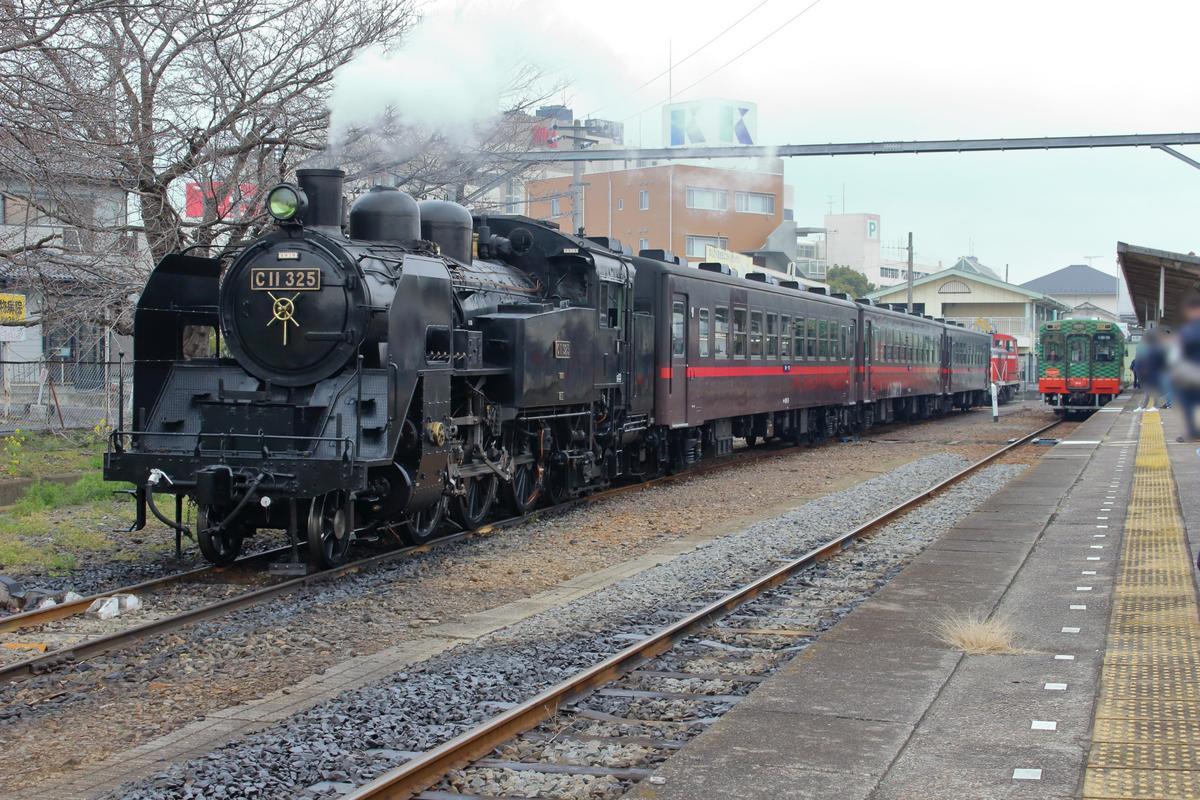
[1070, 604, 1087, 610]
[1055, 654, 1076, 660]
[1091, 545, 1105, 549]
[1062, 627, 1081, 633]
[1082, 571, 1097, 575]
[1087, 556, 1101, 561]
[1031, 720, 1058, 731]
[1060, 440, 1101, 445]
[1044, 683, 1068, 691]
[1013, 768, 1044, 780]
[1077, 586, 1094, 592]
[1094, 534, 1106, 538]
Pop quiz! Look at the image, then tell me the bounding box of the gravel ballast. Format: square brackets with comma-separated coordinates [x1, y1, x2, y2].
[107, 456, 1027, 800]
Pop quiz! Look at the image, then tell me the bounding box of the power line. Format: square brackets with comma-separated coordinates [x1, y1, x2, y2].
[585, 0, 774, 119]
[623, 0, 827, 124]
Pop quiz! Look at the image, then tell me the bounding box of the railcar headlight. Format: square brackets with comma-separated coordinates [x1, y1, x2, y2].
[266, 184, 306, 222]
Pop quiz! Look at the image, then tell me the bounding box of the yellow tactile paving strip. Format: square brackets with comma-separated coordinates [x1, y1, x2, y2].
[1083, 414, 1200, 799]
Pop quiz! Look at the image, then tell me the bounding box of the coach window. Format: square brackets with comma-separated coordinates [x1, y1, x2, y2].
[733, 308, 748, 358]
[840, 324, 848, 360]
[849, 321, 857, 361]
[817, 320, 828, 358]
[698, 309, 711, 357]
[780, 316, 791, 358]
[750, 311, 764, 358]
[806, 318, 818, 358]
[715, 307, 730, 357]
[671, 300, 685, 357]
[793, 318, 805, 360]
[766, 313, 779, 357]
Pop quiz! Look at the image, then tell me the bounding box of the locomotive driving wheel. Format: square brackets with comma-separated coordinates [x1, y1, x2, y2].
[307, 490, 353, 568]
[197, 505, 248, 566]
[505, 461, 542, 515]
[450, 473, 497, 530]
[403, 497, 446, 545]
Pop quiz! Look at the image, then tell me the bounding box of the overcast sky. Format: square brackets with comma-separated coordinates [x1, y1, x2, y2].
[415, 0, 1200, 290]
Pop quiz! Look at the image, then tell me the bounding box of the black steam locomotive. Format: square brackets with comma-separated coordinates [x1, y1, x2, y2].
[106, 168, 988, 568]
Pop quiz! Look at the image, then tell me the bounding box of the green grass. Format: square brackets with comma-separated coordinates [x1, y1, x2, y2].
[0, 472, 133, 573]
[0, 430, 106, 480]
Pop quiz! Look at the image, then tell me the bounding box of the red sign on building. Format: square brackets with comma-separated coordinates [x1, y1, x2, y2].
[185, 182, 259, 220]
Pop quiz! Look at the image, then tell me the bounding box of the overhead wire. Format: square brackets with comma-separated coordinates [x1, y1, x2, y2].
[584, 0, 774, 119]
[622, 0, 828, 124]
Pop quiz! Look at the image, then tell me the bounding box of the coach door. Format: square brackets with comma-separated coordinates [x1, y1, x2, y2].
[864, 319, 873, 402]
[667, 292, 689, 425]
[1066, 333, 1090, 390]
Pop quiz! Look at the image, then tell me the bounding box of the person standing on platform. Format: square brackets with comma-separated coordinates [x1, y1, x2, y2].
[1170, 290, 1200, 441]
[1135, 330, 1165, 411]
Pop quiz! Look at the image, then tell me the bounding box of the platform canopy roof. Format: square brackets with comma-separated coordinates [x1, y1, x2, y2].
[1116, 242, 1200, 328]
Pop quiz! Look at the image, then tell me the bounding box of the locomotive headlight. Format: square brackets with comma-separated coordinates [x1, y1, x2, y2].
[266, 184, 306, 222]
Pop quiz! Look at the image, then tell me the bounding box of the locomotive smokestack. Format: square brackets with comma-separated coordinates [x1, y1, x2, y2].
[296, 168, 345, 230]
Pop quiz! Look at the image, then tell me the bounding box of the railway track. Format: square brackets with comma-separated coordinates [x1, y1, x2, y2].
[0, 430, 836, 684]
[345, 418, 1061, 800]
[0, 409, 1046, 685]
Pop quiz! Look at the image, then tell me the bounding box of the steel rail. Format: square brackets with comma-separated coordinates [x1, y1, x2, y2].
[0, 438, 798, 683]
[0, 545, 292, 634]
[0, 409, 1037, 684]
[346, 419, 1062, 800]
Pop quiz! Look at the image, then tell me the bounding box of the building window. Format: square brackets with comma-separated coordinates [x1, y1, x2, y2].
[639, 189, 649, 210]
[698, 309, 710, 357]
[685, 235, 729, 258]
[685, 186, 727, 211]
[735, 191, 775, 214]
[639, 238, 649, 251]
[550, 197, 561, 217]
[938, 280, 971, 294]
[617, 198, 624, 211]
[714, 307, 729, 357]
[880, 267, 900, 279]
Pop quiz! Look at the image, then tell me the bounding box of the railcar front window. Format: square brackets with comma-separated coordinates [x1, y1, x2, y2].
[698, 309, 710, 358]
[1094, 333, 1116, 362]
[750, 311, 763, 358]
[715, 307, 729, 357]
[1068, 336, 1087, 364]
[1043, 334, 1064, 362]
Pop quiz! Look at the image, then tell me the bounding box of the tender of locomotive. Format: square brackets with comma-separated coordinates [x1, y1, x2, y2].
[106, 168, 989, 569]
[1037, 318, 1125, 414]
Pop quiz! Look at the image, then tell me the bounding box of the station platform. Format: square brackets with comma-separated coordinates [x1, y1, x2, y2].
[633, 399, 1200, 800]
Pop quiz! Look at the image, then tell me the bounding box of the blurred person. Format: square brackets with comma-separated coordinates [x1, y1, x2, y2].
[1171, 290, 1200, 441]
[1135, 330, 1165, 411]
[1159, 327, 1175, 409]
[1130, 356, 1140, 389]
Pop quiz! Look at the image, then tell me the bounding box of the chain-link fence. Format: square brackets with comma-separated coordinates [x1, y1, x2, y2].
[0, 360, 132, 433]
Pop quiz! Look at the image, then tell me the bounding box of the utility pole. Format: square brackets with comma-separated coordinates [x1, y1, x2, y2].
[557, 120, 597, 237]
[906, 232, 914, 312]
